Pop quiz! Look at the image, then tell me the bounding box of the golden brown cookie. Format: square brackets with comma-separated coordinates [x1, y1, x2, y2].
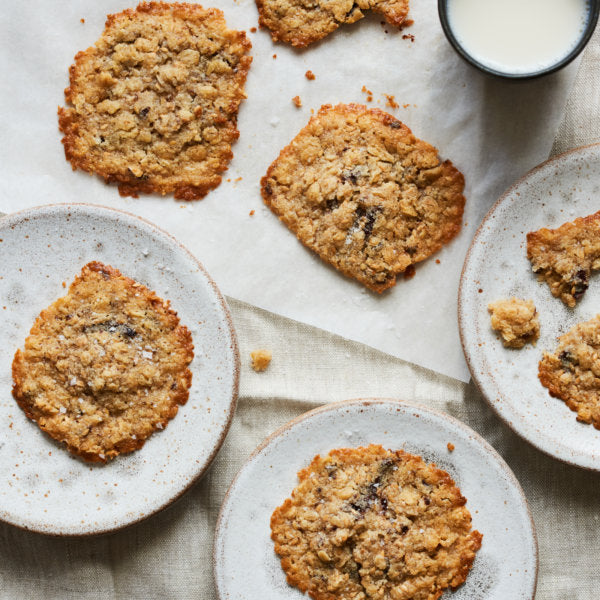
[256, 0, 410, 47]
[527, 211, 600, 307]
[271, 444, 482, 600]
[539, 314, 600, 429]
[488, 297, 540, 349]
[58, 2, 252, 200]
[12, 262, 194, 462]
[261, 104, 465, 292]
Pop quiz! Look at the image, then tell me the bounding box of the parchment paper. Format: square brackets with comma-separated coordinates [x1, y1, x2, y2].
[0, 0, 581, 381]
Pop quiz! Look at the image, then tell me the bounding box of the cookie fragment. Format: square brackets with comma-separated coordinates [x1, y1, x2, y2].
[257, 0, 410, 47]
[12, 262, 194, 462]
[271, 445, 482, 600]
[488, 297, 540, 348]
[58, 2, 252, 200]
[526, 211, 600, 307]
[261, 103, 465, 292]
[539, 314, 600, 429]
[250, 349, 272, 372]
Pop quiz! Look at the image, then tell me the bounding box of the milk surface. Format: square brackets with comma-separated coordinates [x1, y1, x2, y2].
[447, 0, 590, 74]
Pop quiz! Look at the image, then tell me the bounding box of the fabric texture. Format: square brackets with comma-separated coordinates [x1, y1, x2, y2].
[2, 26, 600, 600]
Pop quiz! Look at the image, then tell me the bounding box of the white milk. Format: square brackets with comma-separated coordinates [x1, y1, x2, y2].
[447, 0, 590, 74]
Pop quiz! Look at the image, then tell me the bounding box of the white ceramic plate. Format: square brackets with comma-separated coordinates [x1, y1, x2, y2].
[0, 203, 239, 535]
[214, 398, 538, 599]
[459, 144, 600, 471]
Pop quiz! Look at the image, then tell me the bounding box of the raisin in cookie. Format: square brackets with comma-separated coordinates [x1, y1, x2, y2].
[271, 445, 482, 600]
[539, 314, 600, 429]
[488, 297, 540, 349]
[12, 262, 194, 462]
[527, 211, 600, 307]
[58, 2, 252, 200]
[261, 104, 465, 292]
[256, 0, 410, 47]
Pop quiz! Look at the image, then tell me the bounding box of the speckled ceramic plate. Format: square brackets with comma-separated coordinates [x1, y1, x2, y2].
[214, 398, 538, 599]
[459, 144, 600, 471]
[0, 203, 239, 535]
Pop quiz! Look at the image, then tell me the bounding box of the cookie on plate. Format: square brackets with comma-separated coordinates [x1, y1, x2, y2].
[527, 210, 600, 307]
[256, 0, 410, 47]
[58, 2, 252, 200]
[271, 444, 482, 600]
[539, 314, 600, 429]
[261, 104, 465, 292]
[488, 297, 540, 349]
[12, 262, 194, 462]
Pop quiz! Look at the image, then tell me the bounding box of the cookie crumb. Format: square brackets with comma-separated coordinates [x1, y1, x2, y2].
[403, 265, 416, 279]
[292, 95, 302, 108]
[488, 298, 540, 349]
[402, 33, 415, 42]
[436, 259, 441, 264]
[62, 281, 66, 288]
[251, 349, 272, 372]
[273, 53, 277, 59]
[305, 70, 315, 80]
[80, 18, 85, 24]
[249, 209, 255, 216]
[250, 26, 257, 32]
[447, 442, 455, 452]
[384, 94, 399, 109]
[361, 85, 373, 102]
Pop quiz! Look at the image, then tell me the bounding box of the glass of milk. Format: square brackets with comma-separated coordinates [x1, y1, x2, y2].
[439, 0, 599, 79]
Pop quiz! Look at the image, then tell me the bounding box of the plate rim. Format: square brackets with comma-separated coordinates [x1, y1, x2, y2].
[212, 397, 539, 599]
[0, 202, 241, 537]
[458, 142, 600, 472]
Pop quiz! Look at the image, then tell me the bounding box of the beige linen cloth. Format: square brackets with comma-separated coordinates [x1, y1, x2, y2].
[2, 33, 600, 600]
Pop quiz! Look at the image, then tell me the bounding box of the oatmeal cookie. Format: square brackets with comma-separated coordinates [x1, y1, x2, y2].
[58, 2, 252, 200]
[271, 445, 482, 600]
[256, 0, 410, 47]
[527, 211, 600, 307]
[488, 297, 540, 349]
[12, 262, 194, 462]
[261, 104, 465, 292]
[539, 314, 600, 429]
